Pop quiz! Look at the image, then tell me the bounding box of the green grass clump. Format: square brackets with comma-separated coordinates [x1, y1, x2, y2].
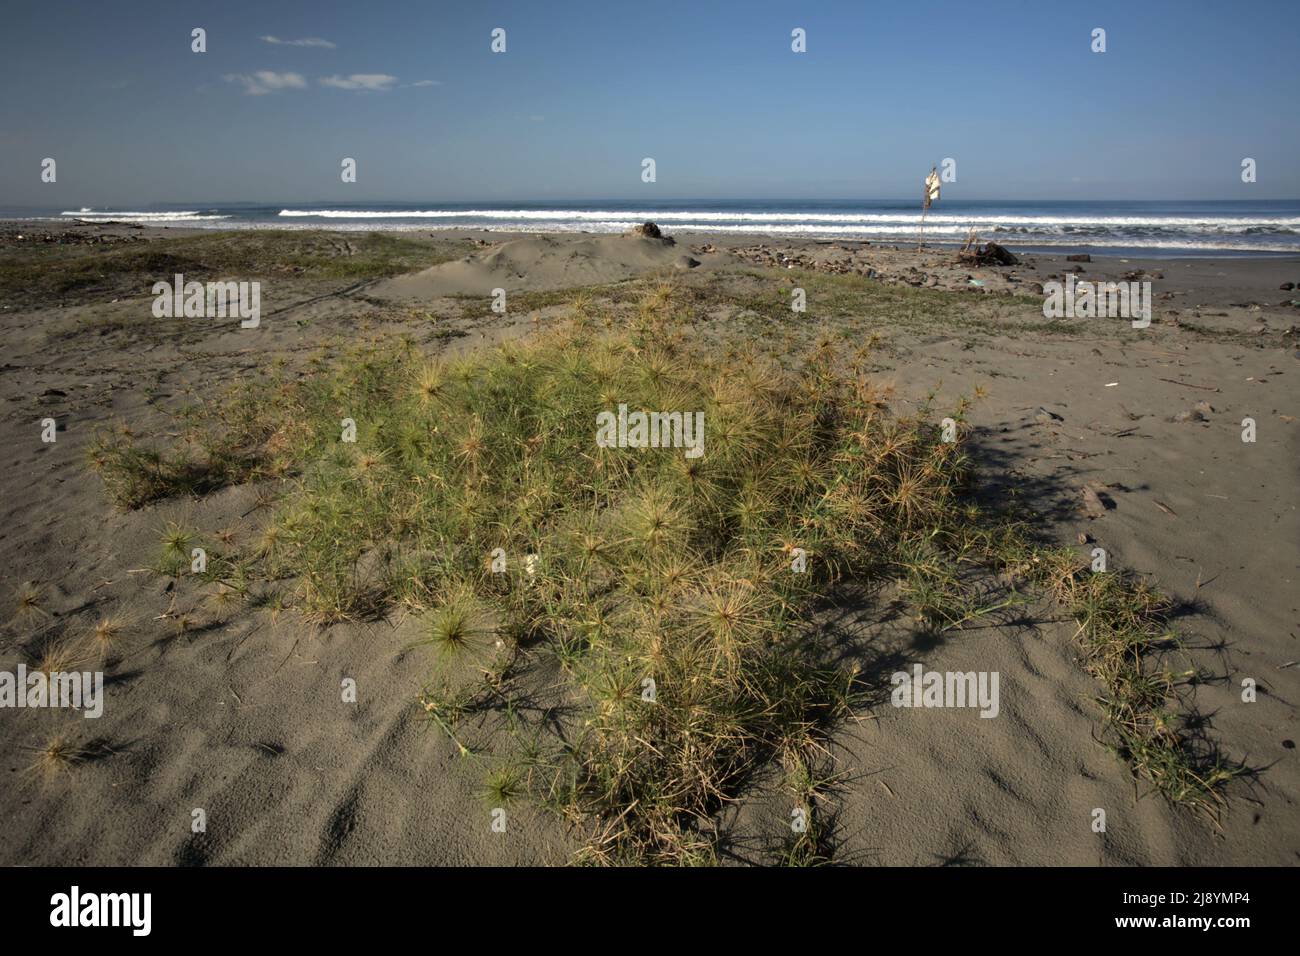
[965, 522, 1242, 820]
[88, 370, 310, 508]
[244, 307, 972, 862]
[1029, 550, 1242, 818]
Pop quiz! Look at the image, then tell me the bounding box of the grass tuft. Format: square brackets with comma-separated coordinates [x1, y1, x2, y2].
[22, 734, 92, 780]
[226, 315, 969, 862]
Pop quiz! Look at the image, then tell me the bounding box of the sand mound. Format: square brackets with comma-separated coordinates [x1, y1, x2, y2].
[375, 233, 698, 299]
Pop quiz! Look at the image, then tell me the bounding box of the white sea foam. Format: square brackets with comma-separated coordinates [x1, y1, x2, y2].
[47, 206, 1297, 253]
[145, 217, 1294, 251]
[61, 210, 230, 222]
[276, 207, 1300, 230]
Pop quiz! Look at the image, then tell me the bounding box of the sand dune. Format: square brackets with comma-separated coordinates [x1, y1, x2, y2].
[374, 233, 707, 299]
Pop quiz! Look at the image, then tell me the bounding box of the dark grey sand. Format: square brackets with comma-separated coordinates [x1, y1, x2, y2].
[1, 222, 1296, 865]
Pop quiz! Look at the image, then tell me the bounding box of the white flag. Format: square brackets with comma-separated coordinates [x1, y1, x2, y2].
[924, 167, 941, 208]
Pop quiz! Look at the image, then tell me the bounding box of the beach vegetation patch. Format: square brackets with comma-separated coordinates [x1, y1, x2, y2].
[218, 304, 978, 861]
[87, 287, 1242, 860]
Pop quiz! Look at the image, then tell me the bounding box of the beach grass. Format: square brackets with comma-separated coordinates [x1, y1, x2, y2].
[22, 734, 91, 780]
[267, 305, 976, 863]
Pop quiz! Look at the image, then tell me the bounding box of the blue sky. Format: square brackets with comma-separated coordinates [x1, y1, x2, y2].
[1, 0, 1296, 205]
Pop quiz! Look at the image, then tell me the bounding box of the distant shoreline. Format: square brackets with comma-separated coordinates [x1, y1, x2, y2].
[8, 221, 1300, 263]
[5, 197, 1299, 257]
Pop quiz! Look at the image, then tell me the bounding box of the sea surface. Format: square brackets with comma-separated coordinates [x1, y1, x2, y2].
[10, 199, 1300, 257]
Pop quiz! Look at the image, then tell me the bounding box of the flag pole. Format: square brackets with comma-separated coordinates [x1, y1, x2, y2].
[918, 166, 935, 252]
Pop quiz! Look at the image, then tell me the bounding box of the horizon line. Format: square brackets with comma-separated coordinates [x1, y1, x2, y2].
[9, 196, 1300, 210]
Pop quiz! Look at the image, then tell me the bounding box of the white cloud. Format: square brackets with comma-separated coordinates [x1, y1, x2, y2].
[319, 73, 399, 91]
[260, 35, 336, 49]
[405, 80, 442, 88]
[223, 71, 308, 96]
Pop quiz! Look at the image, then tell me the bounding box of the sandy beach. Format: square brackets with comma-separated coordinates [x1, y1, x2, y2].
[1, 219, 1295, 866]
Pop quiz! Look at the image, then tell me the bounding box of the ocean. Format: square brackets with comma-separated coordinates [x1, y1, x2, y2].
[14, 199, 1300, 258]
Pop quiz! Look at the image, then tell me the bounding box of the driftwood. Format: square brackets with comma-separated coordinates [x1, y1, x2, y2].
[626, 221, 674, 244]
[957, 230, 1019, 266]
